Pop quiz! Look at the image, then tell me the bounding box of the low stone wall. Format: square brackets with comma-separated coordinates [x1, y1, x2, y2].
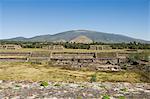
[0, 52, 31, 56]
[29, 57, 49, 62]
[51, 52, 95, 59]
[0, 58, 27, 62]
[51, 58, 121, 71]
[31, 51, 50, 57]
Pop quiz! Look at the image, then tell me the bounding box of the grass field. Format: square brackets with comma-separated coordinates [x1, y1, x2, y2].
[0, 62, 145, 83]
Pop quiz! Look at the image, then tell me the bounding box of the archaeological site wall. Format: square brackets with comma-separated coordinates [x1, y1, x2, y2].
[0, 51, 131, 71]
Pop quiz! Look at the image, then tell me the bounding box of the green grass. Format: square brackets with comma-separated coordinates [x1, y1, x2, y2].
[119, 96, 126, 99]
[0, 62, 147, 83]
[102, 95, 110, 99]
[40, 81, 49, 87]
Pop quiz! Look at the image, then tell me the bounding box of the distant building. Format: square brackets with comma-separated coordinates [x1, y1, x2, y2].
[90, 45, 112, 50]
[0, 44, 22, 50]
[69, 35, 93, 44]
[43, 45, 64, 50]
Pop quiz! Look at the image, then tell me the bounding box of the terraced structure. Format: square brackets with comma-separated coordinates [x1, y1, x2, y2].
[0, 48, 132, 71]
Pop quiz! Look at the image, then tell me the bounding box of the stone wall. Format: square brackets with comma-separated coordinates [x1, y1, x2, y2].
[0, 44, 22, 50]
[0, 52, 31, 56]
[0, 58, 27, 62]
[43, 45, 64, 50]
[90, 45, 112, 50]
[0, 51, 130, 71]
[51, 52, 95, 59]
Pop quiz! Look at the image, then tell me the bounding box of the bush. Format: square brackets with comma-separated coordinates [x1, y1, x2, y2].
[40, 81, 49, 87]
[128, 51, 150, 62]
[90, 73, 97, 82]
[120, 88, 128, 92]
[102, 95, 110, 99]
[54, 83, 61, 86]
[119, 96, 125, 99]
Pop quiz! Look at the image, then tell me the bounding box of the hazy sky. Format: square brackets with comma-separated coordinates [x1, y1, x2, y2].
[0, 0, 149, 40]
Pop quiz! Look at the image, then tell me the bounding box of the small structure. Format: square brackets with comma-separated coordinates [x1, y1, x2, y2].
[0, 44, 22, 50]
[90, 45, 112, 50]
[43, 45, 64, 50]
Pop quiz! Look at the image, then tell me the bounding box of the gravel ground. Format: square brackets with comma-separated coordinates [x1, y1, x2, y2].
[0, 80, 149, 99]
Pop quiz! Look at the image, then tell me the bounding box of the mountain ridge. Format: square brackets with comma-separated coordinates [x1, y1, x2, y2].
[1, 30, 150, 43]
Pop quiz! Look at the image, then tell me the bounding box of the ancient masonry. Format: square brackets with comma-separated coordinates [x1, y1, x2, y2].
[43, 45, 64, 50]
[0, 51, 129, 71]
[89, 45, 112, 50]
[0, 44, 22, 50]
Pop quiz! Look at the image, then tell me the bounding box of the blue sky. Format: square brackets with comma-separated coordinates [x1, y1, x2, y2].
[0, 0, 149, 40]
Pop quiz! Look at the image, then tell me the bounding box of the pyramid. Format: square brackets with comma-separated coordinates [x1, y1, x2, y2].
[69, 35, 93, 44]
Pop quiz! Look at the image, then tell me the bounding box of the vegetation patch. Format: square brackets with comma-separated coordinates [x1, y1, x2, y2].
[40, 81, 49, 87]
[0, 62, 148, 83]
[119, 96, 126, 99]
[54, 83, 61, 87]
[120, 88, 128, 92]
[102, 94, 110, 99]
[90, 73, 97, 82]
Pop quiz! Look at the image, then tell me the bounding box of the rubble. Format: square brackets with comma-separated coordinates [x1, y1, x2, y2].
[0, 80, 149, 99]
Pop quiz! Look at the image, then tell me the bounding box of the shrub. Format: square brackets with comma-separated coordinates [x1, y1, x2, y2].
[54, 83, 61, 86]
[40, 81, 49, 87]
[128, 51, 150, 62]
[102, 95, 110, 99]
[119, 96, 125, 99]
[14, 85, 21, 90]
[120, 88, 128, 92]
[90, 73, 97, 82]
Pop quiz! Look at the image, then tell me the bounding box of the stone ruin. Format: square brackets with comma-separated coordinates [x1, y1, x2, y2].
[50, 52, 124, 71]
[43, 45, 64, 50]
[89, 45, 112, 50]
[0, 51, 129, 71]
[0, 44, 22, 50]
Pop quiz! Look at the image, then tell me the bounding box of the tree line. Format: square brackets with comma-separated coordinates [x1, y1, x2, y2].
[0, 40, 150, 49]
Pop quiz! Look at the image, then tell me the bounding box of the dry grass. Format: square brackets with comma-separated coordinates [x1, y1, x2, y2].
[0, 62, 144, 83]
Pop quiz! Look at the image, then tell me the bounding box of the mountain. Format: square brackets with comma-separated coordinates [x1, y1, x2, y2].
[7, 37, 27, 41]
[2, 30, 150, 43]
[70, 35, 93, 44]
[53, 39, 67, 43]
